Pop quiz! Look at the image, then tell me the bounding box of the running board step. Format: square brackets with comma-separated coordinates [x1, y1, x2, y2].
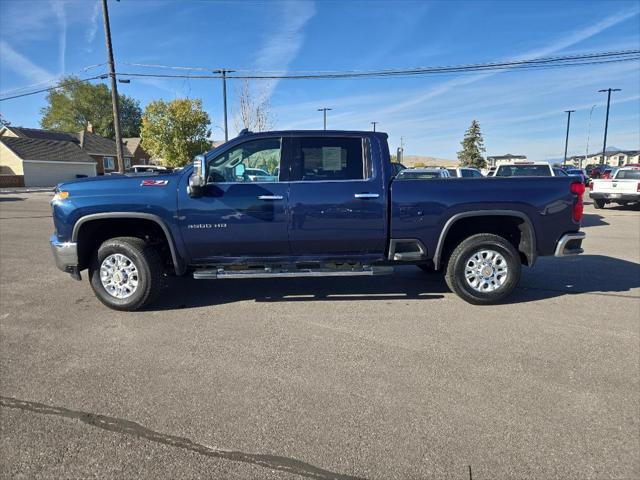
[193, 266, 393, 280]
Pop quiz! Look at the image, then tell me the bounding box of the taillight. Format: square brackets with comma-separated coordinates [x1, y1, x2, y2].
[637, 183, 640, 193]
[571, 181, 585, 222]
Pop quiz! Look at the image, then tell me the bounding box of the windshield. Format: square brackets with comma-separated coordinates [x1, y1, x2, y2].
[615, 169, 640, 180]
[495, 165, 551, 177]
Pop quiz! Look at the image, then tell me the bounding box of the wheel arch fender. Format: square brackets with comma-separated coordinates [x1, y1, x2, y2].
[72, 212, 186, 275]
[433, 210, 537, 270]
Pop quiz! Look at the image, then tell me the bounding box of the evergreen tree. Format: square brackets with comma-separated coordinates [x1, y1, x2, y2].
[457, 120, 486, 169]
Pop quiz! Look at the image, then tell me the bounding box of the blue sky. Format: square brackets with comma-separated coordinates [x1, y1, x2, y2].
[0, 0, 639, 160]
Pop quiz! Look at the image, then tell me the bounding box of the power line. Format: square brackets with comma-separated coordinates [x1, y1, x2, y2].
[121, 49, 638, 77]
[0, 63, 107, 97]
[0, 75, 108, 101]
[2, 50, 639, 102]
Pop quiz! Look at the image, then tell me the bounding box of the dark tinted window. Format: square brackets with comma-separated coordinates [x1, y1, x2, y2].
[616, 169, 640, 179]
[495, 165, 551, 177]
[461, 169, 481, 178]
[447, 169, 458, 177]
[291, 137, 366, 181]
[553, 168, 568, 176]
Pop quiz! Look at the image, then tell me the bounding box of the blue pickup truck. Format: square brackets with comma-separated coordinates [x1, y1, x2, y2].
[50, 130, 586, 310]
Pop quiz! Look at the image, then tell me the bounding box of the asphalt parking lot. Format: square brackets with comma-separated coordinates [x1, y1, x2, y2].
[0, 191, 638, 479]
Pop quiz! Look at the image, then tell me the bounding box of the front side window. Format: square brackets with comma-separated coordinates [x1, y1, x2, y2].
[291, 137, 367, 181]
[103, 156, 115, 170]
[207, 138, 281, 183]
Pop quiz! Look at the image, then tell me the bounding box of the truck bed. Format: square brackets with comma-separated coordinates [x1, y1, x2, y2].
[390, 176, 580, 260]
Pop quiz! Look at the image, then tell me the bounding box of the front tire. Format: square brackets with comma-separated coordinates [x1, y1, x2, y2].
[445, 233, 521, 305]
[89, 237, 163, 311]
[593, 199, 606, 209]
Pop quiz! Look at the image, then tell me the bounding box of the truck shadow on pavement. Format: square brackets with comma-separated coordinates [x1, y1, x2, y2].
[153, 256, 639, 310]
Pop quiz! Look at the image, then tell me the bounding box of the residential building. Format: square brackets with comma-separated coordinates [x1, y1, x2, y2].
[123, 137, 151, 166]
[76, 128, 133, 174]
[0, 134, 96, 187]
[486, 154, 527, 168]
[583, 149, 640, 167]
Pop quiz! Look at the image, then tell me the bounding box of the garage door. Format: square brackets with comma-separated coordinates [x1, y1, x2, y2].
[22, 161, 96, 187]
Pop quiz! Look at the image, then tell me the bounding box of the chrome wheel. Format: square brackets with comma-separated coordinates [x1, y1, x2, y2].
[100, 253, 139, 299]
[464, 249, 508, 293]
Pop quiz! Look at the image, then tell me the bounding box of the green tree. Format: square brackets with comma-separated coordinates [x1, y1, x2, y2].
[457, 120, 486, 169]
[141, 99, 211, 167]
[40, 76, 141, 138]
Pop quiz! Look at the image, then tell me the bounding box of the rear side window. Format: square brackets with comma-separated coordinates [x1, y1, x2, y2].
[616, 169, 640, 180]
[495, 165, 551, 177]
[447, 169, 458, 177]
[290, 137, 367, 181]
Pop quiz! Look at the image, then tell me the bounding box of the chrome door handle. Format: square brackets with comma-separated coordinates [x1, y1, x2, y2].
[354, 193, 380, 199]
[258, 195, 284, 200]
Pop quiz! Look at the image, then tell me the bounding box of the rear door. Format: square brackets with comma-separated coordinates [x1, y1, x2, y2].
[286, 135, 386, 257]
[178, 136, 290, 262]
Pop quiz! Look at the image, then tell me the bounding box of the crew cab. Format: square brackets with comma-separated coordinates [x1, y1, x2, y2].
[589, 166, 640, 208]
[50, 130, 586, 311]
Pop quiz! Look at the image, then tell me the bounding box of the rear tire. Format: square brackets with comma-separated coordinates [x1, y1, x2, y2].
[593, 199, 606, 209]
[89, 237, 163, 311]
[445, 233, 521, 305]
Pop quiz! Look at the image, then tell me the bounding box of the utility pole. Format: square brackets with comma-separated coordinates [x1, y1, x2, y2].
[563, 110, 575, 166]
[598, 88, 621, 165]
[318, 108, 331, 130]
[584, 104, 596, 169]
[213, 69, 235, 142]
[100, 0, 124, 173]
[371, 121, 378, 132]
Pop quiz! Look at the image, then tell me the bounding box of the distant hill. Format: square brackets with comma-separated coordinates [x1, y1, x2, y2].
[401, 155, 458, 167]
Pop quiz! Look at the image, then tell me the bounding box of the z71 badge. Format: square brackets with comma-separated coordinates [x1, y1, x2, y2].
[141, 179, 169, 186]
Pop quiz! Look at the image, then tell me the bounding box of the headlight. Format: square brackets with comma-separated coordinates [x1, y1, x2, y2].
[52, 191, 69, 202]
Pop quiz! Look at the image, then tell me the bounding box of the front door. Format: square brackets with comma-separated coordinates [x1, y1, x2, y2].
[287, 135, 386, 257]
[178, 137, 289, 262]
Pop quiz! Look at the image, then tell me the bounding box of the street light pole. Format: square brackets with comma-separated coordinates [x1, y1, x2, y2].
[213, 69, 235, 142]
[598, 88, 621, 165]
[584, 104, 596, 169]
[100, 0, 125, 173]
[371, 121, 378, 132]
[317, 108, 331, 130]
[563, 110, 575, 166]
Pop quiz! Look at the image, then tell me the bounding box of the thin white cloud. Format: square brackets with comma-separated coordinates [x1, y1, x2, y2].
[86, 0, 101, 46]
[0, 40, 55, 84]
[254, 0, 316, 99]
[379, 6, 640, 116]
[51, 0, 67, 74]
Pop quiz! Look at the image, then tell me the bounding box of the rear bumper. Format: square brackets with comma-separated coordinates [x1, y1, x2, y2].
[589, 192, 639, 202]
[50, 234, 81, 279]
[554, 232, 585, 257]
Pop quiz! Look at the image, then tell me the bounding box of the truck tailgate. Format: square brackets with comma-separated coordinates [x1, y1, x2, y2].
[591, 179, 639, 194]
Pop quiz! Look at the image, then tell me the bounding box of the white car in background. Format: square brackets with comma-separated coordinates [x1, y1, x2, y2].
[492, 162, 567, 177]
[447, 167, 483, 178]
[589, 166, 640, 209]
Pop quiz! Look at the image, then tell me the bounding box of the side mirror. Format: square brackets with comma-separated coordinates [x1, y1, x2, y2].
[234, 163, 245, 178]
[188, 155, 205, 197]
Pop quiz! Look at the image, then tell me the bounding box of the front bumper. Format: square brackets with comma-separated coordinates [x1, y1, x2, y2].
[554, 232, 585, 257]
[50, 234, 81, 280]
[589, 192, 639, 202]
